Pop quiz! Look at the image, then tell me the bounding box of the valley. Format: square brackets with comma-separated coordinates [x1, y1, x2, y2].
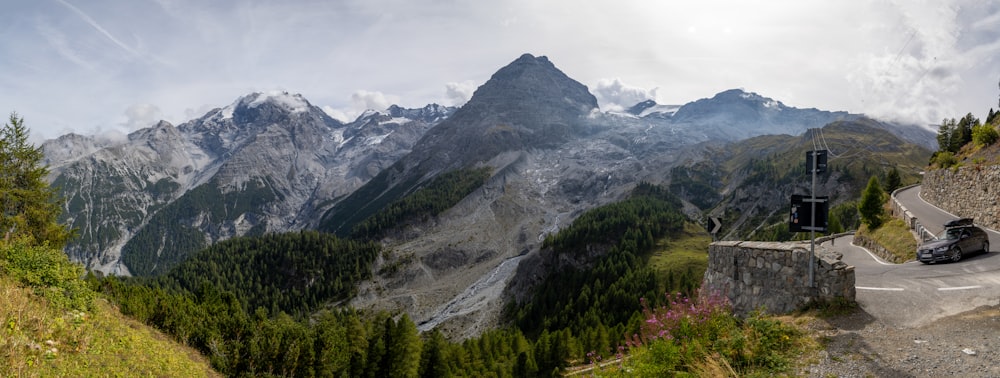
[29, 53, 943, 376]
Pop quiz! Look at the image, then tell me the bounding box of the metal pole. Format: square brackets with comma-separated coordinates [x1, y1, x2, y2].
[809, 150, 816, 288]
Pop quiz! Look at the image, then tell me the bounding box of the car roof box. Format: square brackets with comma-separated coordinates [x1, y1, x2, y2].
[944, 218, 974, 228]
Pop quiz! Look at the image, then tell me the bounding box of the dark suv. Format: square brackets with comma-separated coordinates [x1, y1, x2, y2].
[917, 218, 990, 263]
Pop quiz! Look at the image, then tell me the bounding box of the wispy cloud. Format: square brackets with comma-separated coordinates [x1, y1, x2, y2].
[55, 0, 140, 58]
[2, 0, 999, 140]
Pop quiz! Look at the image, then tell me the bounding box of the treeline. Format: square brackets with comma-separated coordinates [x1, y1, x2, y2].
[93, 274, 584, 377]
[153, 230, 380, 317]
[511, 182, 690, 357]
[350, 166, 492, 239]
[90, 182, 701, 377]
[932, 111, 1000, 168]
[668, 164, 722, 209]
[121, 177, 277, 276]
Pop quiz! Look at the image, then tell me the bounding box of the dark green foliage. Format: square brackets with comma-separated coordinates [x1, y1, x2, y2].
[883, 166, 901, 194]
[513, 183, 688, 373]
[858, 176, 885, 229]
[937, 113, 979, 154]
[542, 182, 682, 251]
[668, 164, 721, 209]
[351, 166, 492, 239]
[92, 182, 703, 377]
[829, 201, 859, 232]
[95, 272, 553, 377]
[1, 113, 73, 247]
[317, 161, 423, 236]
[0, 237, 94, 311]
[157, 230, 380, 317]
[121, 178, 278, 276]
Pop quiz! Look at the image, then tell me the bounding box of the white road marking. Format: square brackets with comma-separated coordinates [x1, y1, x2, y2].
[937, 285, 982, 291]
[857, 286, 905, 291]
[850, 243, 896, 266]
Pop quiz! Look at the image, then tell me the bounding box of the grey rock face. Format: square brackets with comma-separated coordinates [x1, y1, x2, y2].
[45, 91, 448, 275]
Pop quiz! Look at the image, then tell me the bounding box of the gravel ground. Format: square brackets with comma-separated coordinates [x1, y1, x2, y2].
[802, 304, 1000, 377]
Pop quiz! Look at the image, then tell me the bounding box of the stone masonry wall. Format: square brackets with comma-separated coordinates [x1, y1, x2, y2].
[921, 165, 1000, 231]
[702, 241, 855, 316]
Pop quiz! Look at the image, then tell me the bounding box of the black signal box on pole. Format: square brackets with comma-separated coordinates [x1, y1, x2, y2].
[789, 195, 829, 233]
[806, 150, 828, 174]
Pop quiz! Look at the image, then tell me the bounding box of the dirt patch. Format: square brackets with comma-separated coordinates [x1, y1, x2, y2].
[801, 304, 1000, 377]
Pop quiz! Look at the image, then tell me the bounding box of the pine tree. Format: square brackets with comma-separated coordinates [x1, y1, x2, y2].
[0, 113, 72, 247]
[858, 176, 885, 230]
[419, 329, 451, 378]
[387, 314, 423, 378]
[884, 167, 902, 194]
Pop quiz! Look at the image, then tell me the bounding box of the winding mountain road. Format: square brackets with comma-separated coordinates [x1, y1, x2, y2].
[825, 185, 1000, 328]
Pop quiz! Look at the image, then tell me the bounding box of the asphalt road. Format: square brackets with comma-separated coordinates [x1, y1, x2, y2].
[824, 185, 1000, 328]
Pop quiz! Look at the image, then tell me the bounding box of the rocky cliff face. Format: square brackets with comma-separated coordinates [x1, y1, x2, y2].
[45, 92, 451, 275]
[922, 165, 1000, 231]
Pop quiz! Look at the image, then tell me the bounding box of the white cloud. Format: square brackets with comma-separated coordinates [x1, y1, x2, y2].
[445, 81, 476, 106]
[122, 103, 163, 131]
[4, 0, 1000, 139]
[321, 106, 350, 123]
[591, 78, 661, 112]
[352, 90, 396, 112]
[317, 90, 402, 123]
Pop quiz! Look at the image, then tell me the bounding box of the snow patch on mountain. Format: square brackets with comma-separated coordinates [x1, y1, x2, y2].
[248, 91, 309, 113]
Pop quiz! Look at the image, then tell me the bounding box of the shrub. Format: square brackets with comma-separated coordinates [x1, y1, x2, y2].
[0, 237, 93, 311]
[601, 291, 805, 376]
[972, 123, 999, 147]
[931, 151, 958, 169]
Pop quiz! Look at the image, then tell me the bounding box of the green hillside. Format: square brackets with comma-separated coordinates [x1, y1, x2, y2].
[671, 119, 933, 240]
[0, 240, 219, 377]
[929, 110, 1000, 169]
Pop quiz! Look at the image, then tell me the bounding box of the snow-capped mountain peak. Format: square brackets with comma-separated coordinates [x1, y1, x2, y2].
[216, 91, 311, 120]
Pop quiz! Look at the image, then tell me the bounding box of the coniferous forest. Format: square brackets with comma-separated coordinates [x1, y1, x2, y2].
[86, 181, 709, 377]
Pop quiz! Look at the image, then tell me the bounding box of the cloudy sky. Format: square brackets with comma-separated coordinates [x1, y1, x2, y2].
[2, 0, 999, 141]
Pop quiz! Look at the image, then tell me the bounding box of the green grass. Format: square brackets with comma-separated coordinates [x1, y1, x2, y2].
[648, 222, 711, 293]
[0, 277, 220, 377]
[0, 238, 219, 377]
[859, 218, 917, 262]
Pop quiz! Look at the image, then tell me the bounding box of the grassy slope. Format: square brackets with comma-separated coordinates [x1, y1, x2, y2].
[858, 218, 918, 262]
[647, 222, 711, 293]
[1, 276, 219, 377]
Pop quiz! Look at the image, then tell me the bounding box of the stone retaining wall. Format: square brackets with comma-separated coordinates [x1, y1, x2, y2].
[701, 241, 855, 315]
[921, 165, 1000, 231]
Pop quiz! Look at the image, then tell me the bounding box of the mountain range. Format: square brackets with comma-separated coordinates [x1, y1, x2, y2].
[42, 53, 934, 337]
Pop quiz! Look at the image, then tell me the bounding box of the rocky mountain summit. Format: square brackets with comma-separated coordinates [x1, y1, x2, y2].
[45, 91, 451, 275]
[42, 53, 935, 337]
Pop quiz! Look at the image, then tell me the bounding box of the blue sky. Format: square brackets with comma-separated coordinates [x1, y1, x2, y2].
[3, 0, 999, 141]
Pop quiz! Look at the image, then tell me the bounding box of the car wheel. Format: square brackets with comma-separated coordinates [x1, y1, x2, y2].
[950, 246, 963, 263]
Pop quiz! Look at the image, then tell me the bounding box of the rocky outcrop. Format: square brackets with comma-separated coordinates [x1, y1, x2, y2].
[702, 241, 855, 315]
[922, 165, 1000, 231]
[45, 92, 449, 275]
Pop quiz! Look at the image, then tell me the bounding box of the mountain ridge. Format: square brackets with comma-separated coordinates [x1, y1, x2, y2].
[41, 53, 936, 338]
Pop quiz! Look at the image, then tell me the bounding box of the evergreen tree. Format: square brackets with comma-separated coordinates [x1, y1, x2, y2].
[949, 113, 977, 152]
[387, 314, 423, 378]
[937, 118, 956, 153]
[0, 113, 72, 247]
[419, 329, 451, 378]
[858, 176, 885, 229]
[884, 167, 901, 194]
